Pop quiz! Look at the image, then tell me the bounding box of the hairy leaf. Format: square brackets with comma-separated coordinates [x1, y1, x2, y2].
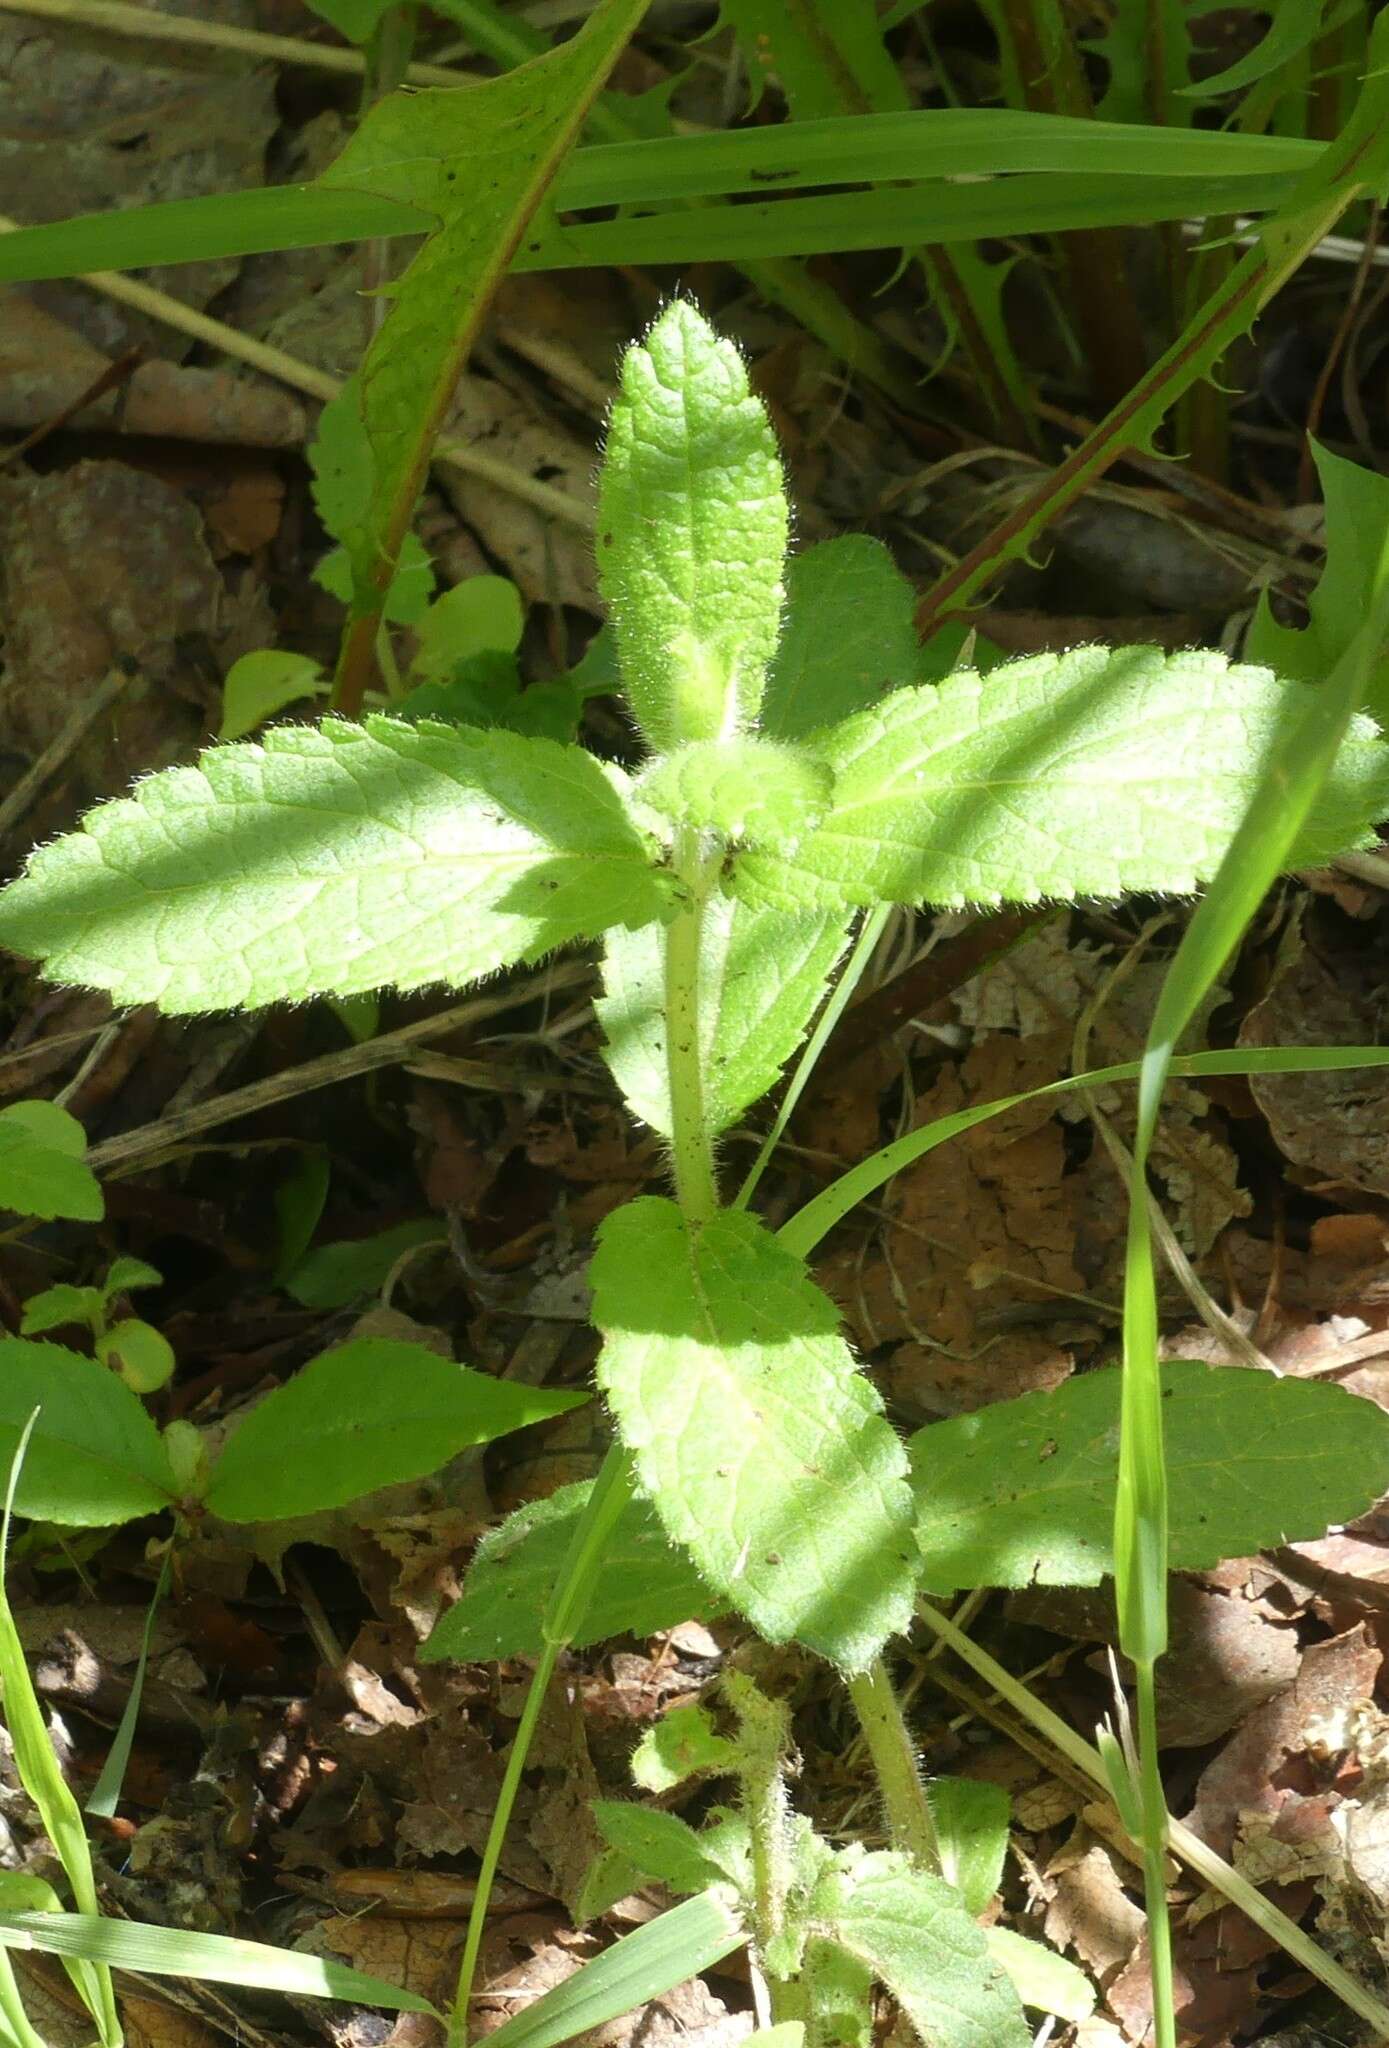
[815, 1848, 1028, 2047]
[0, 1102, 102, 1224]
[912, 1360, 1389, 1593]
[421, 1477, 722, 1662]
[0, 1341, 177, 1526]
[591, 1803, 730, 1896]
[0, 719, 666, 1014]
[762, 538, 930, 740]
[735, 648, 1389, 913]
[206, 1340, 584, 1523]
[929, 1779, 1009, 1916]
[985, 1930, 1094, 2024]
[598, 898, 849, 1141]
[637, 739, 833, 843]
[592, 1199, 917, 1670]
[217, 652, 326, 742]
[598, 301, 787, 750]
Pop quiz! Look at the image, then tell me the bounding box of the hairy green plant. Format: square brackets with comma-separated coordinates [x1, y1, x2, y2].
[4, 299, 1389, 2048]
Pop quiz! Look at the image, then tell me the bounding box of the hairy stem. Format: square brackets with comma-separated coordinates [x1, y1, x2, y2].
[846, 1659, 939, 1871]
[663, 828, 721, 1223]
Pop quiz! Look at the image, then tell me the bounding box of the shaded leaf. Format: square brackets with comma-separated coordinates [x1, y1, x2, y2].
[0, 1102, 102, 1224]
[762, 537, 929, 739]
[0, 1341, 176, 1527]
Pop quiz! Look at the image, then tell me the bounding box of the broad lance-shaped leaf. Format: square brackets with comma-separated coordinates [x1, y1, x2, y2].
[591, 1198, 916, 1671]
[912, 1359, 1389, 1594]
[598, 897, 850, 1142]
[734, 647, 1389, 914]
[812, 1848, 1029, 2048]
[0, 718, 667, 1014]
[205, 1340, 587, 1524]
[598, 301, 787, 751]
[760, 538, 941, 740]
[0, 1100, 102, 1223]
[0, 1340, 177, 1527]
[421, 1477, 723, 1663]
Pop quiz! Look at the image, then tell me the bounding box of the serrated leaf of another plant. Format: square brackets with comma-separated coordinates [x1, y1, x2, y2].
[0, 718, 665, 1014]
[598, 300, 787, 750]
[734, 648, 1389, 915]
[815, 1849, 1028, 2048]
[1246, 441, 1389, 725]
[591, 1199, 917, 1671]
[421, 1477, 722, 1663]
[206, 1340, 585, 1523]
[912, 1359, 1389, 1593]
[598, 897, 849, 1140]
[761, 537, 930, 740]
[0, 1102, 102, 1223]
[638, 739, 833, 843]
[0, 1340, 177, 1526]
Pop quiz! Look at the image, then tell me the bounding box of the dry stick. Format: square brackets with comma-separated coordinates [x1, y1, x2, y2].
[0, 669, 130, 842]
[83, 960, 592, 1176]
[0, 217, 595, 533]
[0, 0, 468, 87]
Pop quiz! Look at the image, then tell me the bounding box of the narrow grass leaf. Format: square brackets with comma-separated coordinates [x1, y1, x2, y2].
[0, 719, 666, 1014]
[206, 1340, 585, 1523]
[592, 1198, 917, 1671]
[0, 1914, 435, 2012]
[481, 1891, 744, 2048]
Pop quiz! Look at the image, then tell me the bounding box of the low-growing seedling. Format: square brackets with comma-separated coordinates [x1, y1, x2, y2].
[5, 301, 1389, 2047]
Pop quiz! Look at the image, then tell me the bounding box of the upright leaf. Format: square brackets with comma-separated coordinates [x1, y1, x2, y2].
[598, 301, 788, 751]
[734, 648, 1389, 914]
[591, 1198, 917, 1670]
[0, 719, 666, 1013]
[761, 537, 932, 740]
[911, 1360, 1389, 1594]
[598, 898, 850, 1141]
[1247, 441, 1389, 724]
[206, 1340, 586, 1523]
[0, 1102, 102, 1223]
[318, 0, 649, 707]
[0, 1341, 177, 1527]
[813, 1848, 1029, 2048]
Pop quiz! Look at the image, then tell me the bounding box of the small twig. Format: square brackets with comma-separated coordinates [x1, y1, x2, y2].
[83, 961, 593, 1175]
[0, 0, 468, 87]
[0, 218, 594, 532]
[0, 666, 131, 842]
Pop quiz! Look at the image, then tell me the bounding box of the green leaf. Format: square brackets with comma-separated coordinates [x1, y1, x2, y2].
[734, 648, 1389, 915]
[1247, 442, 1389, 725]
[0, 1340, 177, 1526]
[205, 1340, 586, 1523]
[312, 531, 436, 627]
[597, 300, 788, 751]
[632, 1703, 739, 1793]
[101, 1258, 162, 1300]
[303, 0, 397, 42]
[762, 538, 930, 740]
[637, 740, 834, 844]
[286, 1216, 442, 1309]
[928, 1779, 1009, 1917]
[591, 1803, 730, 1897]
[912, 1360, 1389, 1593]
[591, 1198, 917, 1671]
[0, 1102, 102, 1224]
[722, 0, 907, 118]
[0, 1912, 436, 2012]
[0, 718, 667, 1015]
[984, 1930, 1094, 2024]
[1177, 0, 1359, 99]
[217, 652, 326, 743]
[412, 576, 525, 679]
[317, 0, 645, 632]
[598, 898, 850, 1141]
[272, 1152, 331, 1288]
[20, 1285, 103, 1337]
[815, 1848, 1028, 2048]
[482, 1891, 745, 2048]
[420, 1478, 723, 1663]
[400, 659, 583, 744]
